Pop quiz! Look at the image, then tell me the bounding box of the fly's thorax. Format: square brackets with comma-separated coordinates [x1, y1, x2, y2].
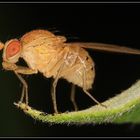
[37, 45, 67, 76]
[20, 29, 67, 70]
[20, 29, 56, 45]
[21, 41, 66, 74]
[20, 29, 67, 48]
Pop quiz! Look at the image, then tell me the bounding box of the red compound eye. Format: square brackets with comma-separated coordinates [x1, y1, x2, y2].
[6, 40, 21, 59]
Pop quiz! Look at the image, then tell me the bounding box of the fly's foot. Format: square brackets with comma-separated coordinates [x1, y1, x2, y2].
[14, 101, 29, 111]
[64, 110, 70, 114]
[52, 111, 61, 115]
[39, 112, 48, 116]
[22, 102, 29, 111]
[18, 101, 23, 105]
[14, 102, 20, 108]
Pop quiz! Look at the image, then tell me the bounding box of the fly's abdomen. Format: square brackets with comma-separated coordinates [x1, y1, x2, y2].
[61, 45, 95, 90]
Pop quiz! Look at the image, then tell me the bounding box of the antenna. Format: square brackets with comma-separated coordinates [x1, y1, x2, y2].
[0, 41, 4, 50]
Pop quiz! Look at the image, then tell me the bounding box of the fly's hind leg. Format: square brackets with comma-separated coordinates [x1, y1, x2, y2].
[70, 84, 78, 111]
[80, 61, 107, 108]
[83, 89, 107, 108]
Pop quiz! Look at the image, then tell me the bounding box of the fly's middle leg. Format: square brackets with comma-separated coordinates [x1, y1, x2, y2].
[51, 62, 65, 114]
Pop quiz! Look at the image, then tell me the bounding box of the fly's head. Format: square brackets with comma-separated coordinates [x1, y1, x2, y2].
[3, 39, 22, 63]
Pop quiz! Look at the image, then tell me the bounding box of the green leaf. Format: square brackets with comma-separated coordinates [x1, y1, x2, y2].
[14, 80, 140, 125]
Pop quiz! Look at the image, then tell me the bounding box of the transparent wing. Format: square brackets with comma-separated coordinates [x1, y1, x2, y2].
[67, 42, 140, 55]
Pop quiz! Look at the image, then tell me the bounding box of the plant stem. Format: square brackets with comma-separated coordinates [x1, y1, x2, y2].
[14, 80, 140, 125]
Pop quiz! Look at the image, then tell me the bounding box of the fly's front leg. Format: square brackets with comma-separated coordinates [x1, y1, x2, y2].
[14, 72, 28, 105]
[2, 62, 18, 71]
[14, 68, 37, 105]
[2, 61, 37, 105]
[2, 62, 38, 74]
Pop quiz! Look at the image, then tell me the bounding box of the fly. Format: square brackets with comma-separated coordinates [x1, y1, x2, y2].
[0, 29, 140, 114]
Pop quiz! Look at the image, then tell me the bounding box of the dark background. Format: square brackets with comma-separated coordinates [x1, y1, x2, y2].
[0, 2, 140, 137]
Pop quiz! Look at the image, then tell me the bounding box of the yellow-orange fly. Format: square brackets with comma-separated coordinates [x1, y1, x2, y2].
[1, 29, 140, 113]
